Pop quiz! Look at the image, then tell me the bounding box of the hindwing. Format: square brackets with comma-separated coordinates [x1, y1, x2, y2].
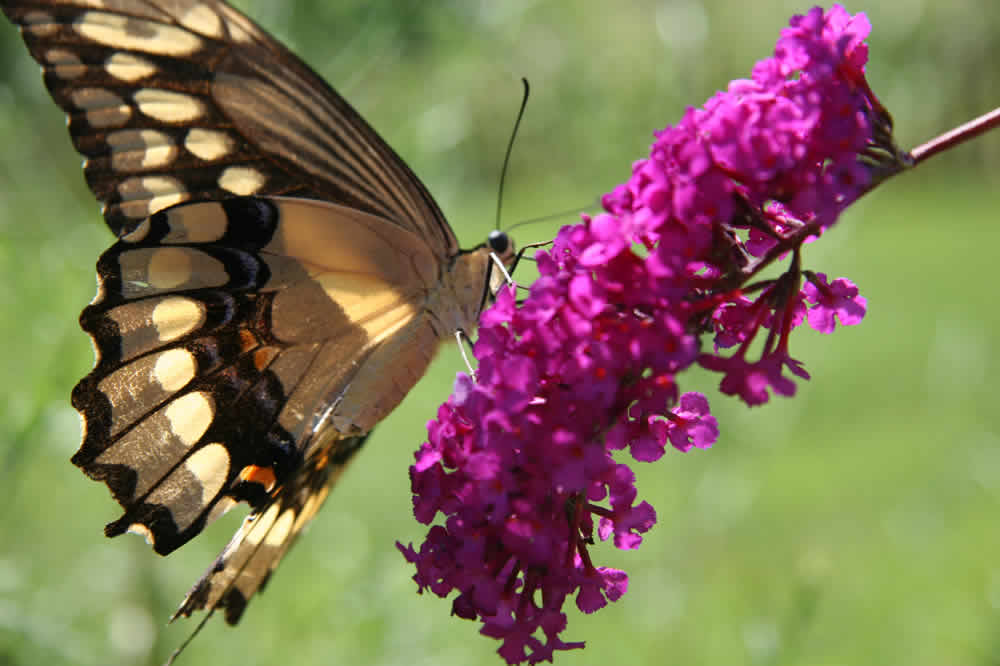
[71, 195, 445, 620]
[173, 430, 369, 624]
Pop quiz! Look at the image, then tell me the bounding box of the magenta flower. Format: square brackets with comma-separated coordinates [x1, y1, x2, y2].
[803, 272, 868, 332]
[400, 5, 897, 663]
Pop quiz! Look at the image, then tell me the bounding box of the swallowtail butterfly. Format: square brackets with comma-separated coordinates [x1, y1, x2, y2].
[2, 0, 512, 629]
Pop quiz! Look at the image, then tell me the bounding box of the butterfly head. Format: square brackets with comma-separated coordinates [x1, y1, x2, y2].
[483, 229, 517, 295]
[487, 229, 514, 262]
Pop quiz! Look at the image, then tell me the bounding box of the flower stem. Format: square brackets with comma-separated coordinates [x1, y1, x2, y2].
[908, 106, 1000, 166]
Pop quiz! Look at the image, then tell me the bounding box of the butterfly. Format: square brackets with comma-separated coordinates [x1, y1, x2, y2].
[2, 0, 512, 628]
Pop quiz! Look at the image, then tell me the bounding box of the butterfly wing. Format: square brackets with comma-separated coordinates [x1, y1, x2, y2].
[3, 0, 476, 624]
[75, 196, 452, 622]
[1, 0, 458, 258]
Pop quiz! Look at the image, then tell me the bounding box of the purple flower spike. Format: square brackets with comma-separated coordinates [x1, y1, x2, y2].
[401, 6, 890, 663]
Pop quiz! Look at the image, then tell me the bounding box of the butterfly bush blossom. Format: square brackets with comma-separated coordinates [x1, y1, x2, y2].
[399, 6, 900, 663]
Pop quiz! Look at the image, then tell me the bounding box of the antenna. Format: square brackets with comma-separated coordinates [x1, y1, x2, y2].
[503, 199, 603, 235]
[495, 78, 530, 231]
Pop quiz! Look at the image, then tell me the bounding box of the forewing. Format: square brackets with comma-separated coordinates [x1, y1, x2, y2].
[2, 0, 458, 256]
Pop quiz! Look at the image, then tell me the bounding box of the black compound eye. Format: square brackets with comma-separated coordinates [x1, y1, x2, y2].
[487, 230, 510, 255]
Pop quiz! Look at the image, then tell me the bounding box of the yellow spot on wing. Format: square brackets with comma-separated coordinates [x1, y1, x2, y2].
[264, 509, 296, 547]
[133, 88, 205, 123]
[70, 88, 131, 128]
[184, 128, 235, 161]
[164, 391, 214, 447]
[244, 504, 281, 547]
[22, 11, 57, 37]
[151, 296, 205, 342]
[75, 11, 203, 57]
[46, 49, 86, 79]
[117, 246, 229, 295]
[146, 247, 193, 289]
[153, 348, 196, 392]
[161, 202, 229, 243]
[218, 166, 265, 195]
[127, 523, 155, 546]
[185, 443, 231, 505]
[293, 481, 333, 532]
[179, 5, 223, 39]
[117, 175, 187, 219]
[105, 52, 157, 82]
[107, 129, 177, 171]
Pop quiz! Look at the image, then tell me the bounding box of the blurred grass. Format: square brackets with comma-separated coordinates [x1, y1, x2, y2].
[0, 1, 999, 665]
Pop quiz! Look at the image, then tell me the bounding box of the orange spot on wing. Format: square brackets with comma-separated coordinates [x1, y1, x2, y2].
[238, 464, 277, 491]
[313, 449, 330, 471]
[238, 329, 258, 353]
[252, 346, 278, 371]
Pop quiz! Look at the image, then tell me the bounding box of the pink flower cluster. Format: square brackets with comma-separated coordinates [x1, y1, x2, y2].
[400, 6, 882, 663]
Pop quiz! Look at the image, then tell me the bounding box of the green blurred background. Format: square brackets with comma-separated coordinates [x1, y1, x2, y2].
[1, 1, 999, 665]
